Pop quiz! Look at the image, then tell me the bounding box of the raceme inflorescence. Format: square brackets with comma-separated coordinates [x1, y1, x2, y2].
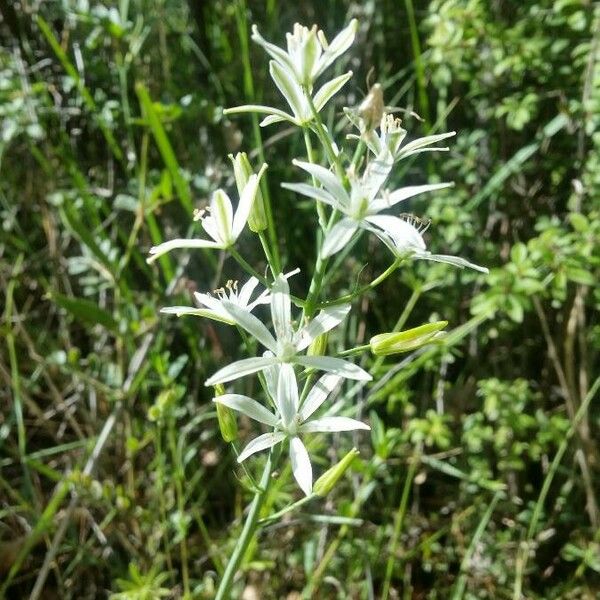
[149, 18, 487, 598]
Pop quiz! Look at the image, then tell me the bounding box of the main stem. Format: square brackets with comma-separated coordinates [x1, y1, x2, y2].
[215, 453, 274, 600]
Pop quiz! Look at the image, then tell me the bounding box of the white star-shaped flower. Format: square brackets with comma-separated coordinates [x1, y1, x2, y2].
[205, 272, 371, 386]
[147, 165, 266, 263]
[160, 276, 271, 325]
[214, 364, 369, 496]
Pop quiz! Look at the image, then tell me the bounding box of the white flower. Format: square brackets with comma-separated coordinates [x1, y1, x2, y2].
[205, 272, 371, 386]
[160, 277, 270, 325]
[252, 21, 358, 88]
[214, 364, 369, 496]
[223, 21, 357, 128]
[283, 158, 452, 257]
[147, 165, 266, 263]
[370, 220, 489, 273]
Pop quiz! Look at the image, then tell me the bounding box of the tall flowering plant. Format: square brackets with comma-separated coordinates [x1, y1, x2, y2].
[150, 18, 487, 598]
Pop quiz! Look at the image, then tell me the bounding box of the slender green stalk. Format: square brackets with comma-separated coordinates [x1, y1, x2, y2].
[404, 0, 430, 127]
[451, 492, 502, 600]
[381, 448, 420, 600]
[302, 127, 327, 229]
[215, 453, 275, 600]
[318, 259, 402, 308]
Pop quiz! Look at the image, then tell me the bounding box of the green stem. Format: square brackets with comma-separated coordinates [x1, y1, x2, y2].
[215, 453, 275, 600]
[337, 344, 371, 358]
[230, 248, 270, 287]
[381, 448, 420, 600]
[318, 258, 402, 308]
[302, 127, 327, 229]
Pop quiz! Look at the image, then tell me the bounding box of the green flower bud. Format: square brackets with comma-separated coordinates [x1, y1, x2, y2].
[214, 384, 238, 442]
[314, 448, 360, 496]
[229, 152, 268, 232]
[307, 331, 329, 356]
[370, 321, 448, 356]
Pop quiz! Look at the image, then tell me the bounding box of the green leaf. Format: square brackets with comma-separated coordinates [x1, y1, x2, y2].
[53, 294, 119, 332]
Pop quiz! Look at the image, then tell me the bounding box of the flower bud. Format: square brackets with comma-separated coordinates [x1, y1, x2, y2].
[370, 321, 448, 356]
[229, 152, 268, 232]
[314, 448, 360, 496]
[214, 384, 238, 442]
[307, 332, 329, 356]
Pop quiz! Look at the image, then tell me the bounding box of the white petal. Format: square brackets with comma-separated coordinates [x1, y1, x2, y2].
[224, 104, 296, 123]
[364, 215, 426, 251]
[222, 300, 277, 352]
[160, 306, 234, 325]
[260, 114, 293, 127]
[210, 189, 234, 245]
[233, 166, 266, 238]
[296, 303, 351, 351]
[300, 416, 370, 433]
[289, 437, 313, 496]
[147, 238, 221, 263]
[295, 355, 372, 381]
[281, 182, 339, 209]
[397, 132, 456, 157]
[270, 274, 293, 342]
[314, 19, 357, 77]
[251, 25, 297, 76]
[238, 277, 260, 307]
[299, 373, 342, 421]
[321, 218, 359, 258]
[213, 394, 278, 426]
[276, 364, 299, 427]
[292, 159, 348, 205]
[269, 60, 306, 120]
[238, 432, 286, 463]
[205, 355, 279, 386]
[263, 351, 280, 401]
[371, 183, 453, 212]
[313, 71, 353, 112]
[362, 158, 392, 202]
[415, 252, 489, 273]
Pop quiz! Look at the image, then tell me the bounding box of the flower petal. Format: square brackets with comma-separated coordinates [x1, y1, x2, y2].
[210, 189, 234, 245]
[296, 303, 351, 351]
[299, 373, 342, 421]
[276, 364, 299, 427]
[313, 71, 353, 112]
[271, 273, 294, 342]
[205, 355, 279, 386]
[321, 218, 359, 258]
[233, 165, 266, 238]
[281, 182, 339, 209]
[213, 394, 278, 426]
[147, 238, 221, 263]
[263, 351, 280, 402]
[238, 431, 286, 463]
[238, 277, 260, 307]
[370, 182, 453, 212]
[300, 416, 370, 433]
[364, 215, 426, 251]
[222, 300, 277, 352]
[251, 25, 297, 76]
[269, 60, 307, 120]
[160, 306, 234, 325]
[397, 132, 456, 158]
[415, 252, 489, 274]
[224, 104, 296, 123]
[295, 355, 372, 381]
[289, 436, 313, 496]
[292, 159, 348, 204]
[314, 19, 358, 78]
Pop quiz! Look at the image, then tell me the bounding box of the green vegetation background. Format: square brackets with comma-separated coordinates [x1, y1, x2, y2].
[0, 0, 598, 598]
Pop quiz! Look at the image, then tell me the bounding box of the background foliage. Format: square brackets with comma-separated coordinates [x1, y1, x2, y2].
[0, 0, 598, 598]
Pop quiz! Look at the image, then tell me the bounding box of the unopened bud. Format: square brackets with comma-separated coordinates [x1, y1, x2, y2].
[307, 332, 329, 356]
[214, 384, 237, 442]
[370, 321, 448, 356]
[229, 152, 268, 232]
[314, 448, 360, 496]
